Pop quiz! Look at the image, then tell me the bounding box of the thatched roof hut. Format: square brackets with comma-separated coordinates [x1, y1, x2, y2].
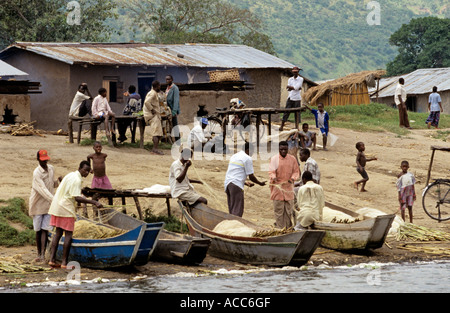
[304, 70, 385, 106]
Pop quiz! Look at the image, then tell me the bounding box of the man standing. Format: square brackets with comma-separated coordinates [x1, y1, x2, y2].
[48, 161, 103, 268]
[169, 148, 207, 206]
[426, 86, 443, 129]
[69, 83, 93, 118]
[224, 142, 266, 217]
[165, 75, 180, 140]
[29, 150, 61, 262]
[280, 66, 304, 131]
[295, 171, 324, 230]
[269, 141, 300, 229]
[394, 78, 411, 129]
[144, 81, 164, 155]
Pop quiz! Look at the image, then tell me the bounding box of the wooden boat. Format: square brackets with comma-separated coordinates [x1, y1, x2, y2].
[151, 229, 211, 265]
[312, 202, 396, 251]
[180, 202, 325, 267]
[52, 210, 163, 269]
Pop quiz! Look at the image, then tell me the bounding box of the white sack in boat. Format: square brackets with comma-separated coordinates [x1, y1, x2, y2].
[322, 206, 356, 223]
[135, 184, 171, 194]
[356, 207, 404, 236]
[213, 220, 256, 237]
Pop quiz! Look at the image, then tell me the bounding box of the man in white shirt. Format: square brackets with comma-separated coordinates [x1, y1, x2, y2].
[281, 66, 304, 131]
[29, 150, 61, 262]
[394, 78, 411, 129]
[169, 149, 207, 206]
[294, 171, 324, 230]
[69, 83, 93, 117]
[92, 87, 116, 137]
[48, 160, 103, 268]
[189, 118, 210, 151]
[224, 142, 266, 217]
[426, 86, 443, 129]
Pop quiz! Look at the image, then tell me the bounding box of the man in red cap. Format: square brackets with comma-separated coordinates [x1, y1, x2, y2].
[280, 66, 304, 131]
[29, 150, 62, 262]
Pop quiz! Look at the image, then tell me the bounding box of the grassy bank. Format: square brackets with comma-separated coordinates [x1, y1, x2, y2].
[0, 198, 34, 247]
[299, 103, 450, 136]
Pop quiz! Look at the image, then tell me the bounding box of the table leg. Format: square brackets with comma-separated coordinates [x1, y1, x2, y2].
[166, 197, 171, 217]
[133, 196, 143, 220]
[68, 119, 74, 143]
[139, 118, 145, 149]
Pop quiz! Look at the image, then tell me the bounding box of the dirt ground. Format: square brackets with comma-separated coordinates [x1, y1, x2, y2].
[0, 123, 449, 290]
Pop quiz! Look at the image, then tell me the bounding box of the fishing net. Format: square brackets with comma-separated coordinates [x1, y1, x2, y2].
[73, 219, 125, 239]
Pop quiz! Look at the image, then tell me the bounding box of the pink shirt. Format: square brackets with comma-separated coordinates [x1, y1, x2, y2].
[92, 95, 113, 117]
[269, 154, 300, 201]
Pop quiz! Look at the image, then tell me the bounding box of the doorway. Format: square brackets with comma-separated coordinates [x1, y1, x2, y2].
[138, 72, 156, 102]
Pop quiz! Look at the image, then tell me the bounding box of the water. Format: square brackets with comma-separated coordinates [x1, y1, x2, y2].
[8, 260, 449, 293]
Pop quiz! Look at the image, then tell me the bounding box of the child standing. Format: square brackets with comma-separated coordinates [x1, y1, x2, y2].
[87, 141, 113, 190]
[304, 103, 329, 150]
[354, 142, 377, 192]
[396, 160, 416, 223]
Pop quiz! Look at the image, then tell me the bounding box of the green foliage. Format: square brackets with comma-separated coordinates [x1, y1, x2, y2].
[386, 16, 450, 76]
[0, 0, 118, 49]
[143, 209, 188, 233]
[116, 0, 275, 54]
[0, 198, 35, 247]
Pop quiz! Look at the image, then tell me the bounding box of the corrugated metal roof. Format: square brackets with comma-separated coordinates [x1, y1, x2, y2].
[1, 42, 295, 69]
[0, 60, 28, 76]
[371, 68, 450, 97]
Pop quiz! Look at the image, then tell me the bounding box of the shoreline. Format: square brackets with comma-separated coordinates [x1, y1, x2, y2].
[1, 240, 449, 291]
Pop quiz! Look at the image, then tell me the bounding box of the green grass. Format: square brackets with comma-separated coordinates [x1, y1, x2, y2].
[143, 209, 188, 233]
[295, 103, 450, 137]
[0, 198, 35, 247]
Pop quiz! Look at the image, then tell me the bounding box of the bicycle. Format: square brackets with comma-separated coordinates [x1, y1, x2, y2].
[422, 178, 450, 222]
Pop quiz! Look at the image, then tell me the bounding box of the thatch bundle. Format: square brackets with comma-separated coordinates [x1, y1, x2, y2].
[304, 70, 386, 106]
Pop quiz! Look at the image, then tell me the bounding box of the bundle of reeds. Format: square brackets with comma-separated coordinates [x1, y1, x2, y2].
[396, 223, 450, 242]
[0, 259, 52, 274]
[253, 226, 295, 238]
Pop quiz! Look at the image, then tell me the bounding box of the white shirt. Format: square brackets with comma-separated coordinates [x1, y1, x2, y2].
[428, 93, 442, 112]
[287, 76, 304, 101]
[69, 91, 90, 117]
[92, 95, 113, 117]
[49, 171, 83, 218]
[169, 160, 195, 199]
[304, 157, 320, 184]
[189, 124, 208, 147]
[224, 151, 254, 191]
[394, 83, 407, 106]
[29, 164, 56, 216]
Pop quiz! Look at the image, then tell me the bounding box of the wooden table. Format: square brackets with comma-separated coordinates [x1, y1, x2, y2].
[215, 107, 306, 152]
[81, 187, 172, 220]
[68, 116, 146, 147]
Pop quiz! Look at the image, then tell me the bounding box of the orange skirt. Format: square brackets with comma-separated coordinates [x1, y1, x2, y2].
[50, 215, 75, 232]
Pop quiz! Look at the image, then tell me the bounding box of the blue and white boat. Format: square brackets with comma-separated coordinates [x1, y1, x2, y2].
[53, 210, 163, 269]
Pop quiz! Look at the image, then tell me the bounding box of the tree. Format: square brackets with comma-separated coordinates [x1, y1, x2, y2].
[0, 0, 117, 49]
[120, 0, 276, 55]
[386, 17, 450, 76]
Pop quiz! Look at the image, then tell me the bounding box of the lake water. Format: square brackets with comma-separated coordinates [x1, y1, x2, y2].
[8, 260, 449, 293]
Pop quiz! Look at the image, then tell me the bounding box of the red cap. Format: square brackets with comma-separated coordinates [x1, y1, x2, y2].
[38, 150, 50, 161]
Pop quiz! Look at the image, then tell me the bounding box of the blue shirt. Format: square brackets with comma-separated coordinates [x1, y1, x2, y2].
[428, 93, 442, 112]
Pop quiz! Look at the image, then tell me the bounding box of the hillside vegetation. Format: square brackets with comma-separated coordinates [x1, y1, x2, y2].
[109, 0, 450, 81]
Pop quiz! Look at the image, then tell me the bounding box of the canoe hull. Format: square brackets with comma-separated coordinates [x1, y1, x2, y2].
[151, 229, 211, 265]
[181, 203, 324, 267]
[314, 202, 395, 250]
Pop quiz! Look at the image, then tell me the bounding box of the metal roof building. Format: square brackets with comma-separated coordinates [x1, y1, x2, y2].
[370, 68, 450, 113]
[0, 42, 306, 131]
[1, 42, 295, 69]
[0, 59, 28, 77]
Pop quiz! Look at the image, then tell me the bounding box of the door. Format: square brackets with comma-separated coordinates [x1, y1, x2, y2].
[138, 72, 156, 102]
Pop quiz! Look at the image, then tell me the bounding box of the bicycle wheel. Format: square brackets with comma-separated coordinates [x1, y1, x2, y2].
[422, 181, 450, 221]
[206, 117, 223, 136]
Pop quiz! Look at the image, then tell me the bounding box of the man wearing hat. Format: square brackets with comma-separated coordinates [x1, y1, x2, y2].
[280, 66, 304, 131]
[189, 117, 211, 151]
[29, 150, 62, 262]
